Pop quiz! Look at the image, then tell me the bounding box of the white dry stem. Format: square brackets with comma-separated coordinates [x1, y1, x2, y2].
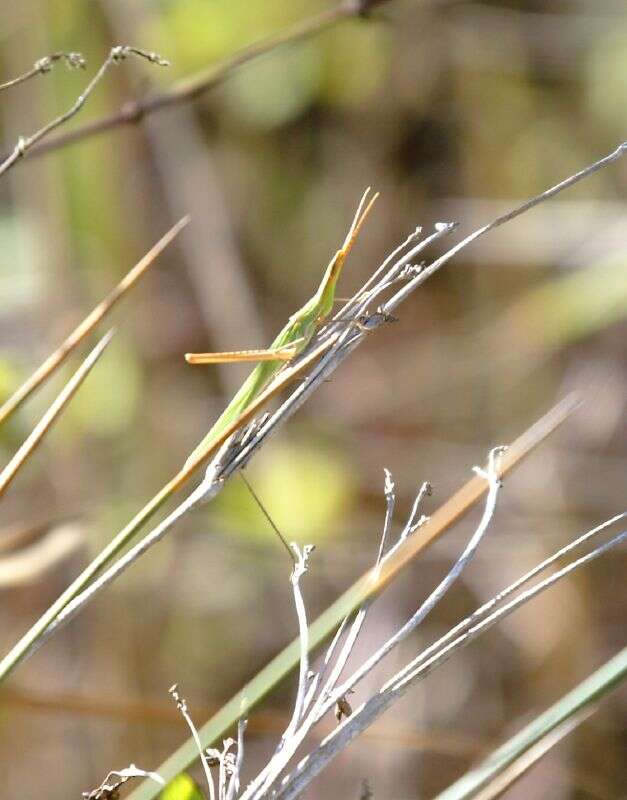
[82, 763, 164, 800]
[244, 447, 505, 800]
[275, 525, 626, 800]
[377, 468, 396, 564]
[315, 468, 399, 710]
[243, 545, 314, 800]
[399, 480, 432, 540]
[169, 684, 216, 800]
[325, 447, 506, 709]
[286, 544, 315, 736]
[225, 719, 247, 800]
[389, 512, 627, 692]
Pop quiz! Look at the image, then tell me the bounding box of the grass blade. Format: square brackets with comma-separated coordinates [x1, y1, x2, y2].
[432, 647, 627, 800]
[0, 330, 114, 498]
[0, 217, 188, 426]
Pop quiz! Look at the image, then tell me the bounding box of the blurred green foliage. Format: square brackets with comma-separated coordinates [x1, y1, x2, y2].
[64, 337, 143, 437]
[215, 438, 355, 543]
[160, 773, 204, 800]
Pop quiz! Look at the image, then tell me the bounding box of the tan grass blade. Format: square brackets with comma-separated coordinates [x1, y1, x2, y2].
[0, 217, 189, 425]
[0, 331, 114, 498]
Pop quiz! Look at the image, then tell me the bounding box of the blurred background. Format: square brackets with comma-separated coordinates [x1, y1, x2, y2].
[1, 0, 625, 797]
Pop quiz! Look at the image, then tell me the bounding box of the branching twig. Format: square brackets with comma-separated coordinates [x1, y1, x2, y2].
[399, 480, 432, 540]
[0, 330, 114, 498]
[275, 523, 626, 800]
[0, 51, 85, 93]
[0, 45, 168, 178]
[0, 217, 188, 426]
[242, 447, 505, 800]
[3, 2, 392, 163]
[326, 447, 506, 709]
[82, 764, 163, 800]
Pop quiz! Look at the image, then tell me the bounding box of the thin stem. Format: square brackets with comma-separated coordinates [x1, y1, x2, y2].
[382, 143, 627, 316]
[0, 218, 188, 426]
[390, 511, 627, 691]
[0, 46, 168, 178]
[0, 3, 399, 163]
[0, 51, 85, 93]
[287, 545, 315, 733]
[169, 685, 215, 800]
[276, 529, 627, 800]
[376, 468, 396, 564]
[328, 448, 505, 706]
[225, 719, 247, 800]
[0, 330, 114, 498]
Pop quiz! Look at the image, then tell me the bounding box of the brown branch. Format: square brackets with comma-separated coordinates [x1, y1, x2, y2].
[0, 216, 189, 426]
[5, 1, 391, 162]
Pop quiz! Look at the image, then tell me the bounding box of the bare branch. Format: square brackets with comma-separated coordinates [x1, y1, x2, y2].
[287, 544, 316, 735]
[0, 45, 168, 178]
[0, 51, 85, 93]
[5, 3, 394, 162]
[390, 511, 627, 692]
[82, 764, 163, 800]
[326, 447, 506, 709]
[225, 718, 247, 800]
[240, 448, 504, 800]
[276, 524, 626, 800]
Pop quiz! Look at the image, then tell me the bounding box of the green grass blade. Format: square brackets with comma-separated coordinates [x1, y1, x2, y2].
[432, 646, 627, 800]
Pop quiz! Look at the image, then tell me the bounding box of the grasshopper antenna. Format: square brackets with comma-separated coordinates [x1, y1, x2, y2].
[239, 472, 295, 563]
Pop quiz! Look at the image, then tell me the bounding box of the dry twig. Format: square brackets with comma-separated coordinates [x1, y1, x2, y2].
[0, 51, 85, 93]
[82, 764, 163, 800]
[275, 524, 626, 800]
[153, 460, 625, 799]
[2, 2, 392, 163]
[0, 45, 168, 178]
[241, 447, 506, 800]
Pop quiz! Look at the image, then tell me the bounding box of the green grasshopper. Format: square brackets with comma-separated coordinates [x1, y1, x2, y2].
[183, 189, 378, 469]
